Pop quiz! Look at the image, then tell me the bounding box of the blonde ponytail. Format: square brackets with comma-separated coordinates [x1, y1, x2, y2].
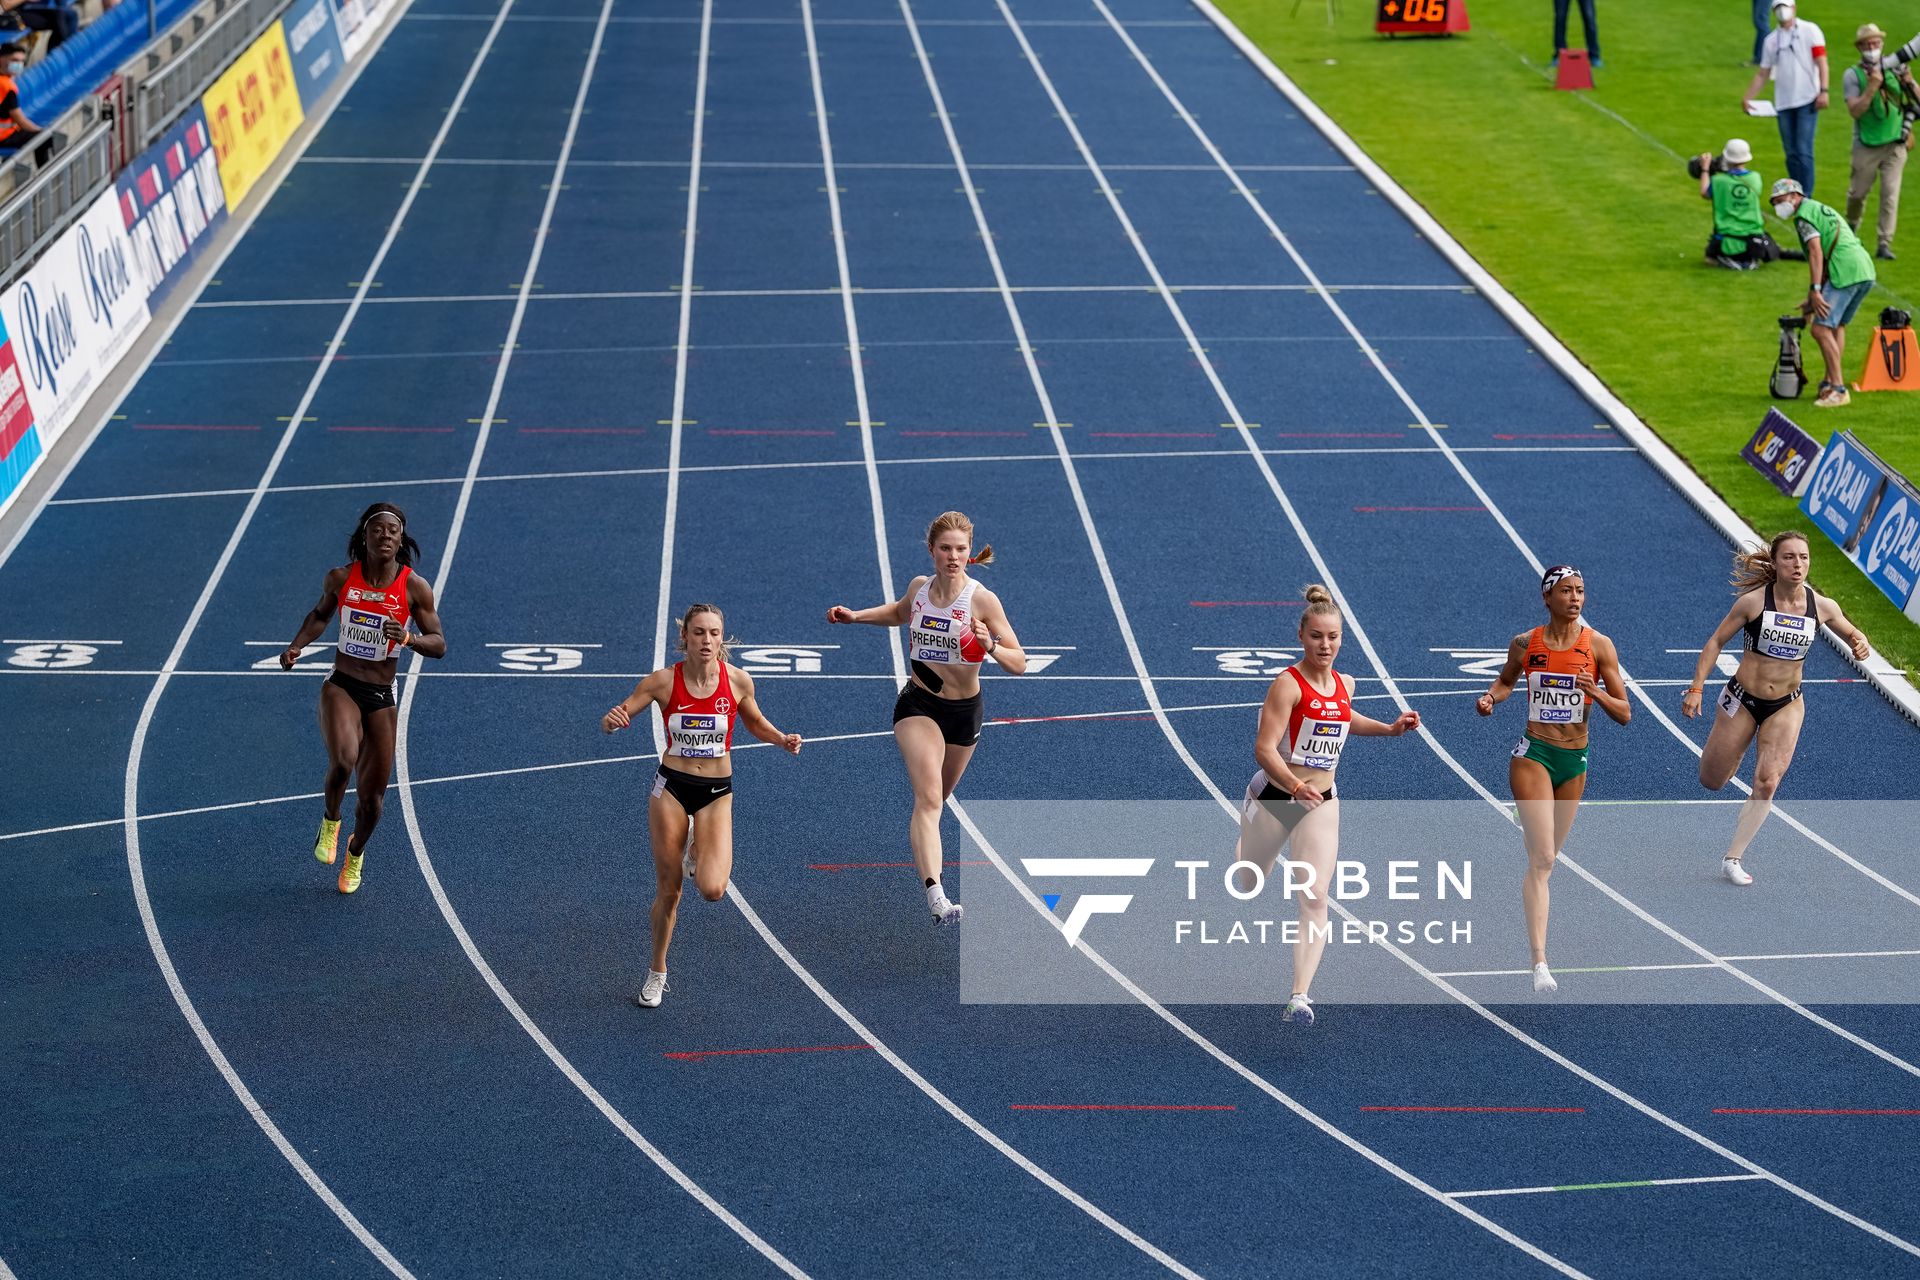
[927, 511, 993, 566]
[1731, 531, 1809, 594]
[676, 603, 735, 663]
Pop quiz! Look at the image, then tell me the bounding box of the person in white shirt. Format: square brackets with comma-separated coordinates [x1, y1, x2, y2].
[1743, 0, 1830, 195]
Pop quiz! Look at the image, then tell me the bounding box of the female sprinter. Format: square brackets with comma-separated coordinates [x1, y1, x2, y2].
[1680, 531, 1869, 885]
[826, 512, 1025, 925]
[1475, 565, 1630, 994]
[602, 604, 802, 1008]
[279, 503, 446, 895]
[1235, 585, 1420, 1027]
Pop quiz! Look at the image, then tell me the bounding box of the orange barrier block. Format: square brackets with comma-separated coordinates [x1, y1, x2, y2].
[1555, 48, 1594, 90]
[1853, 326, 1919, 392]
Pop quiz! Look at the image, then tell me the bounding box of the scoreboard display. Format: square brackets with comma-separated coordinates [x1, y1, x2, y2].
[1376, 0, 1453, 34]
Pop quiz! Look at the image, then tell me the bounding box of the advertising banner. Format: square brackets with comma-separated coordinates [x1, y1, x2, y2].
[0, 188, 153, 447]
[283, 0, 346, 107]
[1855, 472, 1920, 612]
[1739, 408, 1821, 498]
[203, 22, 306, 211]
[0, 305, 42, 511]
[330, 0, 397, 63]
[117, 103, 230, 308]
[1800, 429, 1888, 554]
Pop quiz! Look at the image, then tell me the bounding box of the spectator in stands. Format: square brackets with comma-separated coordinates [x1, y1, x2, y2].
[1771, 177, 1876, 407]
[1697, 138, 1798, 267]
[1550, 0, 1601, 69]
[0, 0, 79, 51]
[1843, 22, 1916, 260]
[0, 41, 45, 154]
[1744, 0, 1829, 196]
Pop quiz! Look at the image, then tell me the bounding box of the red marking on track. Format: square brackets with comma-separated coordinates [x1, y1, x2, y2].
[132, 423, 262, 431]
[1270, 431, 1401, 438]
[664, 1043, 873, 1063]
[518, 427, 648, 435]
[1361, 1105, 1585, 1114]
[1492, 433, 1603, 440]
[989, 713, 1156, 726]
[807, 859, 991, 871]
[327, 426, 456, 433]
[897, 430, 1028, 438]
[1089, 431, 1215, 439]
[1713, 1108, 1920, 1116]
[1352, 505, 1484, 513]
[1011, 1104, 1238, 1112]
[706, 428, 836, 437]
[1190, 600, 1305, 607]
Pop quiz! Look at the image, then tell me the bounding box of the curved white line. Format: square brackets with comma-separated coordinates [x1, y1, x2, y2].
[1077, 0, 1920, 1076]
[998, 0, 1920, 1257]
[113, 0, 539, 1271]
[897, 3, 1588, 1273]
[384, 0, 808, 1272]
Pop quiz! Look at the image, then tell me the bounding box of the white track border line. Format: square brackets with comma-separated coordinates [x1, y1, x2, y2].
[986, 0, 1920, 1259]
[1450, 1174, 1771, 1200]
[386, 1, 806, 1272]
[1180, 0, 1920, 730]
[899, 4, 1585, 1274]
[1087, 0, 1920, 1072]
[112, 0, 519, 1269]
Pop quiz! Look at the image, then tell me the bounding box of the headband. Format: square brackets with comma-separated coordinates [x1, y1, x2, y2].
[1540, 565, 1583, 593]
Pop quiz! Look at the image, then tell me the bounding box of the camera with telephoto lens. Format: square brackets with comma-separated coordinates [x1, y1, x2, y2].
[1686, 152, 1730, 180]
[1879, 31, 1919, 71]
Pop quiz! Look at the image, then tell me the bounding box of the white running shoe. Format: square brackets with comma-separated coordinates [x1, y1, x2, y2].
[1282, 993, 1315, 1026]
[682, 829, 697, 880]
[635, 971, 669, 1008]
[1532, 963, 1559, 995]
[927, 885, 964, 926]
[1723, 858, 1753, 887]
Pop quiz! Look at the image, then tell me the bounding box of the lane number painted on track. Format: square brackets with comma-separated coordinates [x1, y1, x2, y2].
[735, 646, 835, 674]
[248, 642, 330, 670]
[493, 645, 591, 673]
[7, 641, 113, 669]
[1201, 648, 1299, 675]
[1430, 648, 1510, 678]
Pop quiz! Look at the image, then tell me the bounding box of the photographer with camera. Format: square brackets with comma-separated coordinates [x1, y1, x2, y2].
[1771, 178, 1876, 406]
[1695, 139, 1798, 267]
[1843, 23, 1916, 260]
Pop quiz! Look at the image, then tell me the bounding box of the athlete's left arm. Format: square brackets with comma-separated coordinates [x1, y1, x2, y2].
[393, 573, 448, 658]
[1342, 673, 1420, 736]
[970, 587, 1027, 676]
[1581, 633, 1633, 725]
[732, 667, 802, 755]
[1815, 594, 1872, 660]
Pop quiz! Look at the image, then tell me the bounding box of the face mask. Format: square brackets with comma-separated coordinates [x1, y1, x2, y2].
[1773, 200, 1797, 219]
[1864, 48, 1883, 65]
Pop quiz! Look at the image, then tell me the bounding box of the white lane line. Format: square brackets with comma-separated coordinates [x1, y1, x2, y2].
[38, 446, 1638, 507]
[0, 698, 1267, 847]
[298, 155, 1348, 172]
[1437, 949, 1920, 979]
[1081, 0, 1920, 1089]
[113, 0, 524, 1269]
[1449, 1174, 1771, 1201]
[999, 0, 1920, 1260]
[899, 5, 1583, 1275]
[384, 0, 805, 1272]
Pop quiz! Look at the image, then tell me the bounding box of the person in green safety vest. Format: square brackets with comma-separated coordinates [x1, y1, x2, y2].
[1696, 138, 1794, 268]
[1842, 23, 1917, 261]
[1772, 177, 1877, 407]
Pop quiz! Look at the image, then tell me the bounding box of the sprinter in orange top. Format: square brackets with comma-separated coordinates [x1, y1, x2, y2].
[602, 604, 802, 1009]
[1476, 565, 1630, 995]
[279, 503, 447, 895]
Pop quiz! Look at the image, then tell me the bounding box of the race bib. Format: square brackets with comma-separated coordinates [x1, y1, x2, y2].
[1718, 684, 1742, 718]
[338, 608, 390, 661]
[1755, 610, 1814, 661]
[668, 712, 727, 758]
[1510, 737, 1532, 760]
[911, 613, 963, 664]
[1526, 671, 1586, 724]
[1288, 718, 1349, 770]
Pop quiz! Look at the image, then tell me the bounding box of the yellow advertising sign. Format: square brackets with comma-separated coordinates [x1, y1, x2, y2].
[202, 23, 306, 211]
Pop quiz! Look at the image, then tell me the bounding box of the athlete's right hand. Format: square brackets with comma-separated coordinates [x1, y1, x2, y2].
[826, 605, 855, 624]
[603, 705, 631, 734]
[1474, 693, 1495, 716]
[279, 647, 301, 671]
[1680, 688, 1703, 719]
[1291, 783, 1325, 812]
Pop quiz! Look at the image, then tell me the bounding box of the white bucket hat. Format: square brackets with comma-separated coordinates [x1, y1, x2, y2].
[1724, 138, 1754, 165]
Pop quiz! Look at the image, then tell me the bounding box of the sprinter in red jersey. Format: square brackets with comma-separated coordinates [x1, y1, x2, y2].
[603, 604, 802, 1009]
[279, 503, 446, 895]
[1235, 584, 1419, 1027]
[1476, 565, 1630, 994]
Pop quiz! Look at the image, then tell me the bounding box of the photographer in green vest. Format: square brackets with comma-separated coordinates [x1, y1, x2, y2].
[1695, 139, 1794, 268]
[1843, 23, 1916, 261]
[1772, 177, 1877, 407]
